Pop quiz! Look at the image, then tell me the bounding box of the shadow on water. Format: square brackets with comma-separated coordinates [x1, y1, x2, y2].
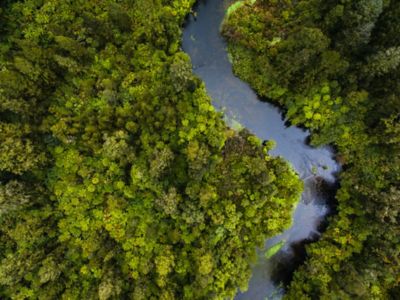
[182, 0, 341, 299]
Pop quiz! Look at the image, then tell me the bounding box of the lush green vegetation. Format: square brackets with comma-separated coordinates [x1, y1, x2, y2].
[223, 0, 400, 298]
[0, 0, 303, 299]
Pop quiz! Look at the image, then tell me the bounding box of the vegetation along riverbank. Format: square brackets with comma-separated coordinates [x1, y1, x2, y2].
[0, 1, 303, 299]
[222, 0, 400, 298]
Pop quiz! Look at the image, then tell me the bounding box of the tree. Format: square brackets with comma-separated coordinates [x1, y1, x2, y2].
[222, 0, 400, 297]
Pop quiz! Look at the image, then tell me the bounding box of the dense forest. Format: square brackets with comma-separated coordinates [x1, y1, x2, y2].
[223, 0, 400, 298]
[0, 0, 304, 299]
[1, 0, 399, 299]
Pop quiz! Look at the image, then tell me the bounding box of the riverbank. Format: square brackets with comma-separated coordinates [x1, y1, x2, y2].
[222, 0, 400, 298]
[182, 1, 340, 298]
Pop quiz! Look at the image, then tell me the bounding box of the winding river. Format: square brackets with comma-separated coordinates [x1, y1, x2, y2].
[182, 0, 340, 299]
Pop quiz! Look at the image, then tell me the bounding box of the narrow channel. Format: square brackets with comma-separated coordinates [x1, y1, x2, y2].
[182, 0, 340, 299]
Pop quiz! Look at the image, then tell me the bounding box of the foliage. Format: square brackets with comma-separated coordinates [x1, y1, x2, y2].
[223, 0, 400, 298]
[264, 240, 285, 259]
[0, 0, 302, 299]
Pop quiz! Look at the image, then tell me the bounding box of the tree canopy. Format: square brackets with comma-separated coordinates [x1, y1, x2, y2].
[223, 0, 400, 298]
[0, 0, 302, 299]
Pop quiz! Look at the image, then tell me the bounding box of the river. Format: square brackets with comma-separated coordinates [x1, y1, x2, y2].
[182, 0, 340, 299]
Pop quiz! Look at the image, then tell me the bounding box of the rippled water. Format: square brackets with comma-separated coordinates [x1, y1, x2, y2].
[182, 0, 340, 299]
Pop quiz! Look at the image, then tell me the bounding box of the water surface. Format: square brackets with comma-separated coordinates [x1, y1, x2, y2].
[182, 1, 340, 299]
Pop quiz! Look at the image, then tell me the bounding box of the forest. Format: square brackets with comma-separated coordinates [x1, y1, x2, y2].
[0, 0, 303, 299]
[0, 0, 399, 299]
[222, 0, 400, 298]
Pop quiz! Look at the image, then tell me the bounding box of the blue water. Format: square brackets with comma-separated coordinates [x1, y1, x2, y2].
[182, 0, 340, 299]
